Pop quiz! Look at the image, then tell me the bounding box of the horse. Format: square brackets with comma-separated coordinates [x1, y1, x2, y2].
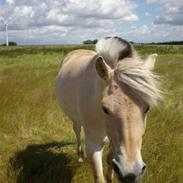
[56, 37, 161, 183]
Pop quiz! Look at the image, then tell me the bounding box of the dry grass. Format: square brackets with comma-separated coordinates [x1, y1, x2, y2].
[0, 45, 182, 183]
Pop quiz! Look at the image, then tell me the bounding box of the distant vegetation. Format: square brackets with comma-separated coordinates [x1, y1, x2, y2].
[128, 40, 183, 45]
[83, 39, 98, 44]
[1, 42, 17, 46]
[83, 39, 183, 45]
[149, 40, 183, 45]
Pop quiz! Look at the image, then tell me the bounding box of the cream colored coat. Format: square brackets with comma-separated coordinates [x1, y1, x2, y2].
[56, 50, 107, 142]
[56, 38, 160, 183]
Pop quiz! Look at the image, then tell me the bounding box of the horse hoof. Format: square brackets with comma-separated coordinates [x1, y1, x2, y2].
[78, 157, 83, 163]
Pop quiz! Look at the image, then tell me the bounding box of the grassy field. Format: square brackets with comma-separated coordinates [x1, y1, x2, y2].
[0, 45, 183, 183]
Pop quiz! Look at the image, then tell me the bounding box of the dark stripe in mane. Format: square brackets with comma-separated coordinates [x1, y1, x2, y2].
[104, 36, 133, 60]
[114, 37, 133, 60]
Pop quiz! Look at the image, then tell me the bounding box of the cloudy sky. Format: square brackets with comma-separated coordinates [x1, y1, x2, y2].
[0, 0, 183, 44]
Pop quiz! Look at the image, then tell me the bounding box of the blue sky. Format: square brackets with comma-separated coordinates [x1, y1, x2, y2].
[0, 0, 5, 4]
[0, 0, 183, 45]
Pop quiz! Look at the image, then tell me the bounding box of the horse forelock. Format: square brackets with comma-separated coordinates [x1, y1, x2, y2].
[96, 37, 135, 68]
[96, 37, 161, 106]
[115, 58, 162, 106]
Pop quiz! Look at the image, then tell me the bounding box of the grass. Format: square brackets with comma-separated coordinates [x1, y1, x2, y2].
[0, 45, 183, 183]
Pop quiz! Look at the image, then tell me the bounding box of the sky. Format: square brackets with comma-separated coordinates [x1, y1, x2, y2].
[0, 0, 183, 45]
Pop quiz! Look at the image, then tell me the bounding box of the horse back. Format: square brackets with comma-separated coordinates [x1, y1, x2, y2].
[56, 49, 100, 124]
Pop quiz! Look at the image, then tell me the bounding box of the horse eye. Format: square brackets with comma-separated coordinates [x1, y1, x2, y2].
[102, 106, 110, 115]
[144, 106, 150, 113]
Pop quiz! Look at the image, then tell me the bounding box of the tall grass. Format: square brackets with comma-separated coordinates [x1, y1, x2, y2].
[0, 45, 182, 183]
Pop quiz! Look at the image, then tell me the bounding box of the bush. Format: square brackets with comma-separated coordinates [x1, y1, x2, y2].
[83, 39, 98, 44]
[1, 42, 17, 46]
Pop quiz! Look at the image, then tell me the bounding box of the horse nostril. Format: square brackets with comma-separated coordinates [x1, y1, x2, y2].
[141, 164, 147, 176]
[124, 173, 136, 182]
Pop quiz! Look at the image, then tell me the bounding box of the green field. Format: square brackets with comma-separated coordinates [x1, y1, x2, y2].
[0, 45, 183, 183]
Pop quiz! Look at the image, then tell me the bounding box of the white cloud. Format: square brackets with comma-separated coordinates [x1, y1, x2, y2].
[123, 14, 138, 21]
[144, 0, 157, 4]
[6, 0, 14, 4]
[145, 12, 151, 16]
[145, 0, 183, 26]
[120, 23, 183, 43]
[0, 0, 183, 44]
[0, 0, 138, 30]
[0, 0, 140, 44]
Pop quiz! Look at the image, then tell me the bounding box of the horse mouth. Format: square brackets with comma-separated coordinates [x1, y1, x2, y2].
[112, 159, 138, 183]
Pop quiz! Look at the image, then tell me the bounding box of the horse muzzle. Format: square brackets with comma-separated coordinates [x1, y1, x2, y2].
[112, 158, 146, 183]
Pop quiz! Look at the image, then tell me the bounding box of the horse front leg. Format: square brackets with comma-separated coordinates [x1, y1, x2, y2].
[86, 137, 105, 183]
[73, 122, 84, 162]
[106, 145, 114, 183]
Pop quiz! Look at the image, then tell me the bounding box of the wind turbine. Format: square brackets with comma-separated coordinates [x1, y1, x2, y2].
[5, 22, 9, 46]
[1, 18, 9, 46]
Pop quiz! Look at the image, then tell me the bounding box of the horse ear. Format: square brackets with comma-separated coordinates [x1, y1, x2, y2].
[95, 56, 111, 80]
[144, 53, 158, 70]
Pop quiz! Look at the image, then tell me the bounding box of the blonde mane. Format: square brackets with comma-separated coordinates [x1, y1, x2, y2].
[115, 58, 162, 106]
[96, 37, 162, 106]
